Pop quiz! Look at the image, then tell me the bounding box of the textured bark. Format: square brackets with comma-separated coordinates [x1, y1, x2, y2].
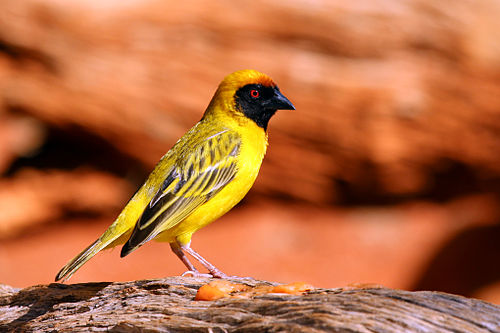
[0, 277, 499, 332]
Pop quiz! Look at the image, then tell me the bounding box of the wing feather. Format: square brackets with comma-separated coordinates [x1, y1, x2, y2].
[121, 130, 241, 256]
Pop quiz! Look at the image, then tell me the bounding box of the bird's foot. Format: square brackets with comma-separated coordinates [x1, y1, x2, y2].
[207, 269, 228, 279]
[207, 270, 255, 281]
[181, 270, 213, 278]
[224, 275, 255, 281]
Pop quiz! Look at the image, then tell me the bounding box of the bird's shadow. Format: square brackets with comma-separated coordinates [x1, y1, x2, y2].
[0, 281, 112, 331]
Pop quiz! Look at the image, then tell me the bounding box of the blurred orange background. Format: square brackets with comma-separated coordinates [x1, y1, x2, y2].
[0, 0, 499, 304]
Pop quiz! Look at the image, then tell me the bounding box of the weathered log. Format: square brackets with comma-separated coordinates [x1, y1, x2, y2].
[0, 277, 498, 332]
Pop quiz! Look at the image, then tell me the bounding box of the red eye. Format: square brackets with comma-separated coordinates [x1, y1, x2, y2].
[250, 89, 260, 98]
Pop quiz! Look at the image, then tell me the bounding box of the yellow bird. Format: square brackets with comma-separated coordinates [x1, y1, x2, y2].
[55, 69, 294, 281]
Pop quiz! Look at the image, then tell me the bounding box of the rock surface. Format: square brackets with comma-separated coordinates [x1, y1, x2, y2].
[0, 277, 499, 332]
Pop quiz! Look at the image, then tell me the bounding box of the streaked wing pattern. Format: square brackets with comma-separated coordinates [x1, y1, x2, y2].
[122, 130, 241, 252]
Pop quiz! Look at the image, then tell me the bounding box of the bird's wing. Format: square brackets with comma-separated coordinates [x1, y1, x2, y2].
[121, 130, 241, 255]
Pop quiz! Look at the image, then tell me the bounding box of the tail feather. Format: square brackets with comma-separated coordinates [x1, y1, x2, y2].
[120, 227, 159, 258]
[55, 239, 103, 282]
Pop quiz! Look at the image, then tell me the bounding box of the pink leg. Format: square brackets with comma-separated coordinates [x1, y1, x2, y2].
[170, 242, 197, 272]
[181, 244, 228, 278]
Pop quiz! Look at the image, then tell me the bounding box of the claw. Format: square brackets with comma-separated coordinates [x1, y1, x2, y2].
[181, 270, 213, 278]
[225, 275, 254, 281]
[172, 240, 239, 279]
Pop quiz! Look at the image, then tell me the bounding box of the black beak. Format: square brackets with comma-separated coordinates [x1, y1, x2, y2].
[269, 87, 295, 111]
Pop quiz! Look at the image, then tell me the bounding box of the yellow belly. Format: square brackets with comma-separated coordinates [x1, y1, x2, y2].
[156, 121, 267, 245]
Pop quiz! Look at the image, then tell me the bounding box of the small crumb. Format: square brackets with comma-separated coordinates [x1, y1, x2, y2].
[195, 280, 249, 301]
[196, 280, 315, 301]
[271, 282, 314, 294]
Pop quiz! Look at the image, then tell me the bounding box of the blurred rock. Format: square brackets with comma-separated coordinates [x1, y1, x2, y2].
[0, 0, 499, 204]
[0, 169, 131, 237]
[0, 115, 46, 174]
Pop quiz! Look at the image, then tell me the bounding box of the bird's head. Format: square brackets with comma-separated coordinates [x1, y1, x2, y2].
[207, 69, 295, 131]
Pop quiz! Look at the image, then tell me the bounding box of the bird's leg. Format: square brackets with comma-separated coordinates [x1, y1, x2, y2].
[181, 244, 228, 279]
[170, 242, 212, 278]
[170, 242, 197, 272]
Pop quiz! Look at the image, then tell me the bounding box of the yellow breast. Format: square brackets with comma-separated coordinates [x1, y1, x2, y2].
[156, 118, 268, 244]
